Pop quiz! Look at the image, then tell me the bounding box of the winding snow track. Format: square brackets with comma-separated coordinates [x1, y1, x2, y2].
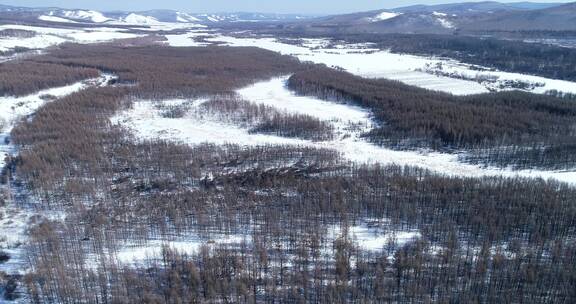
[0, 74, 115, 278]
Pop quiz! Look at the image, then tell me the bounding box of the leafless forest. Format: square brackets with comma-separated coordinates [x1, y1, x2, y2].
[288, 67, 576, 169]
[0, 41, 575, 303]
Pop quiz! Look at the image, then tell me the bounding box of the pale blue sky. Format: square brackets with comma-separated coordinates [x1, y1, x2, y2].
[0, 0, 570, 14]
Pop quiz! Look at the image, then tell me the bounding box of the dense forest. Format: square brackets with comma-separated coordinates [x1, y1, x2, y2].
[288, 67, 576, 169]
[0, 41, 575, 303]
[0, 61, 100, 97]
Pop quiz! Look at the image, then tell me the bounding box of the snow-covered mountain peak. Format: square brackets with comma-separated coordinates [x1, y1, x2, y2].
[121, 13, 161, 25]
[366, 11, 401, 22]
[59, 10, 112, 23]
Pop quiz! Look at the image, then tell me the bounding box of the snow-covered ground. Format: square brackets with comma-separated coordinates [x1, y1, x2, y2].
[0, 75, 114, 277]
[3, 21, 573, 96]
[0, 24, 144, 54]
[112, 99, 309, 147]
[328, 223, 421, 253]
[164, 30, 211, 47]
[189, 33, 576, 96]
[38, 15, 79, 23]
[59, 10, 112, 23]
[366, 11, 402, 22]
[38, 9, 205, 28]
[114, 234, 247, 265]
[111, 221, 420, 266]
[113, 76, 576, 185]
[199, 35, 487, 95]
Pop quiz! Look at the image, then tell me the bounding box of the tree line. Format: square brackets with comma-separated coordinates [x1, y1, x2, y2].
[288, 66, 576, 170]
[0, 61, 100, 97]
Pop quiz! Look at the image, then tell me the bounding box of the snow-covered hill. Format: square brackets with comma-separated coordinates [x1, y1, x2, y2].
[0, 5, 317, 26]
[119, 13, 161, 25]
[191, 12, 316, 23]
[287, 1, 574, 35]
[59, 10, 112, 23]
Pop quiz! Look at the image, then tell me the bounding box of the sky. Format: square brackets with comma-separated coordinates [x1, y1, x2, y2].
[0, 0, 571, 14]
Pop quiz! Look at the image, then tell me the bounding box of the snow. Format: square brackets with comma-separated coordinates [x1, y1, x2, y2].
[164, 31, 211, 47]
[203, 33, 576, 96]
[113, 76, 576, 185]
[121, 13, 161, 25]
[205, 35, 489, 95]
[239, 77, 576, 184]
[115, 235, 246, 265]
[300, 38, 332, 49]
[65, 30, 141, 42]
[0, 24, 144, 53]
[61, 10, 112, 23]
[0, 75, 114, 278]
[0, 24, 77, 35]
[237, 77, 371, 125]
[176, 16, 189, 23]
[329, 224, 421, 252]
[0, 75, 113, 131]
[112, 99, 309, 147]
[0, 34, 67, 53]
[367, 11, 401, 22]
[111, 220, 419, 266]
[176, 12, 201, 23]
[432, 11, 448, 17]
[424, 63, 576, 95]
[38, 15, 77, 23]
[436, 17, 455, 29]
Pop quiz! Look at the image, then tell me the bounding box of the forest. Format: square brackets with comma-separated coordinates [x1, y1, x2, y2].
[0, 61, 100, 97]
[0, 41, 575, 303]
[288, 67, 576, 169]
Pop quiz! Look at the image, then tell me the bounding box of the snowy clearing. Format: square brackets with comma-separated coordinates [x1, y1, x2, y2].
[0, 24, 144, 53]
[113, 76, 576, 185]
[109, 221, 419, 266]
[164, 31, 211, 47]
[112, 99, 309, 147]
[194, 33, 576, 96]
[328, 223, 421, 253]
[114, 235, 247, 265]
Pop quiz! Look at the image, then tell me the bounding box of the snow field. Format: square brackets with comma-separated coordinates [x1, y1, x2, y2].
[38, 15, 79, 23]
[328, 223, 421, 253]
[164, 31, 212, 47]
[112, 99, 309, 147]
[101, 221, 420, 266]
[196, 33, 576, 95]
[113, 76, 576, 185]
[114, 235, 247, 265]
[0, 24, 145, 53]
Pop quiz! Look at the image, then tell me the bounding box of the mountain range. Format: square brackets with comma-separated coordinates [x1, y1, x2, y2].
[289, 1, 576, 34]
[0, 5, 317, 25]
[0, 1, 574, 35]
